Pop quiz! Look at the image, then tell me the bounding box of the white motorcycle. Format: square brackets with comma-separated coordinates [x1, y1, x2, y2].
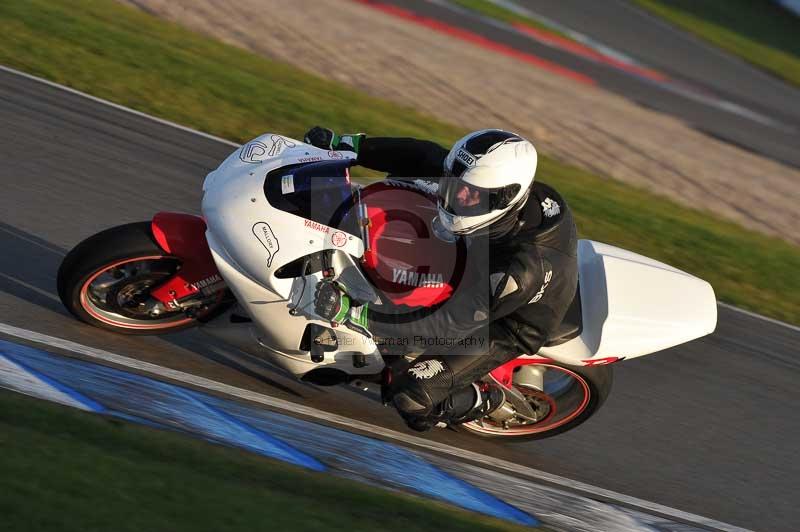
[57, 133, 717, 440]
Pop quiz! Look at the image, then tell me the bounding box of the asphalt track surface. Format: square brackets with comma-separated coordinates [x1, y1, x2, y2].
[382, 0, 800, 169]
[516, 0, 800, 114]
[1, 69, 799, 531]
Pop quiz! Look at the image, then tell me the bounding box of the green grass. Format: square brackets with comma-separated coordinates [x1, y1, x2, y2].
[0, 0, 799, 324]
[633, 0, 800, 87]
[0, 389, 530, 532]
[0, 0, 457, 147]
[451, 0, 568, 37]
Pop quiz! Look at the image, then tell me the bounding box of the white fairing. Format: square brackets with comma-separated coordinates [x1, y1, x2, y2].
[538, 240, 717, 365]
[202, 133, 363, 284]
[201, 134, 382, 377]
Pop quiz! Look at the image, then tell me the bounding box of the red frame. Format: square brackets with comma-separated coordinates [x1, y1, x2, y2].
[490, 357, 553, 389]
[149, 212, 222, 306]
[490, 356, 622, 385]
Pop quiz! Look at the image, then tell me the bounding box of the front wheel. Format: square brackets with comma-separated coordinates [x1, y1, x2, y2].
[57, 222, 225, 335]
[458, 362, 613, 441]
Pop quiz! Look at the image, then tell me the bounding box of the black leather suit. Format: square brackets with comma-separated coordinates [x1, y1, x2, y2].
[358, 137, 579, 428]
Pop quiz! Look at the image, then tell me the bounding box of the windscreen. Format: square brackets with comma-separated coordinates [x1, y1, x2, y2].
[264, 159, 359, 236]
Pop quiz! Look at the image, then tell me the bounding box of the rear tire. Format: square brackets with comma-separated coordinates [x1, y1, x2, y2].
[457, 363, 613, 441]
[58, 222, 205, 335]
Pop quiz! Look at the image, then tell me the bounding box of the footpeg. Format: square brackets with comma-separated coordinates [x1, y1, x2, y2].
[302, 324, 337, 363]
[310, 340, 325, 363]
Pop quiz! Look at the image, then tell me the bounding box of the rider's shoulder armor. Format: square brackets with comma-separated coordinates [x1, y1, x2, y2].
[520, 182, 577, 256]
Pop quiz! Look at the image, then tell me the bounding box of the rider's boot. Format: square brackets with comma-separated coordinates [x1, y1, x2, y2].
[399, 382, 505, 431]
[390, 326, 520, 431]
[443, 382, 506, 425]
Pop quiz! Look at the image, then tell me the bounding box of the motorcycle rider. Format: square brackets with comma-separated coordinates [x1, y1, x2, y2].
[305, 126, 578, 431]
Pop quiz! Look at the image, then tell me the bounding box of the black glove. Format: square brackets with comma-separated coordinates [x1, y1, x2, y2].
[303, 126, 365, 153]
[304, 126, 336, 150]
[313, 280, 372, 337]
[314, 280, 349, 323]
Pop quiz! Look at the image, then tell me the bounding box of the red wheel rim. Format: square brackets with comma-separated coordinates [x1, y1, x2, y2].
[79, 255, 196, 330]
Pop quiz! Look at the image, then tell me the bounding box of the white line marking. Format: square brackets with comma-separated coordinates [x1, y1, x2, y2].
[1, 63, 797, 334]
[717, 302, 800, 333]
[0, 321, 749, 531]
[0, 65, 239, 148]
[647, 78, 789, 130]
[0, 225, 66, 256]
[0, 272, 60, 302]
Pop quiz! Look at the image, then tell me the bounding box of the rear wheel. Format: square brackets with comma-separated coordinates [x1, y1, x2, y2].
[58, 222, 225, 334]
[458, 362, 612, 441]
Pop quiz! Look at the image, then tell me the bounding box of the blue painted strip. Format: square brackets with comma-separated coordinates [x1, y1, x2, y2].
[0, 338, 537, 526]
[216, 397, 539, 526]
[171, 387, 326, 472]
[111, 412, 174, 431]
[0, 348, 105, 413]
[0, 340, 326, 472]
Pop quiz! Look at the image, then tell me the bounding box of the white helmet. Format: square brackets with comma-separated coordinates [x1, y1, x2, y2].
[437, 129, 537, 237]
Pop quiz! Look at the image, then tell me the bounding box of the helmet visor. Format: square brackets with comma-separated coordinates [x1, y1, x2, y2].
[438, 175, 520, 217]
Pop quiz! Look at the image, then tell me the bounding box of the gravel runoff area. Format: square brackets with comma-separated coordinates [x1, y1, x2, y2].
[121, 0, 800, 245]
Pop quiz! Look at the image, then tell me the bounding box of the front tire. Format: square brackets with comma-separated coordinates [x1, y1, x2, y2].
[58, 222, 209, 335]
[458, 363, 613, 441]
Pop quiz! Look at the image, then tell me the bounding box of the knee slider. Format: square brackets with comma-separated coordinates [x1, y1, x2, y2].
[392, 389, 432, 416]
